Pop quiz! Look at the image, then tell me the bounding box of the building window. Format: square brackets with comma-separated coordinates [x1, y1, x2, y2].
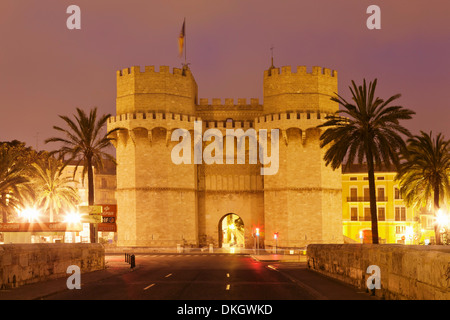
[396, 225, 406, 234]
[378, 207, 385, 221]
[394, 187, 402, 200]
[377, 187, 386, 201]
[363, 187, 370, 201]
[349, 187, 358, 201]
[364, 207, 371, 221]
[350, 177, 357, 181]
[395, 207, 406, 221]
[377, 176, 385, 180]
[350, 207, 358, 221]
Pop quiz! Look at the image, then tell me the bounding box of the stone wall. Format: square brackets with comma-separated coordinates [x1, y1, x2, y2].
[306, 244, 450, 300]
[0, 244, 105, 289]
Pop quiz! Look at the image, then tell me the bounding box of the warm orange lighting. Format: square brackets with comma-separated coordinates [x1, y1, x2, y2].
[19, 207, 40, 222]
[435, 209, 449, 227]
[64, 211, 82, 224]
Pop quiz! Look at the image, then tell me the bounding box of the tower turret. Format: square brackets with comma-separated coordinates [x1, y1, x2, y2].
[263, 66, 338, 114]
[109, 65, 199, 247]
[116, 65, 198, 115]
[259, 65, 342, 249]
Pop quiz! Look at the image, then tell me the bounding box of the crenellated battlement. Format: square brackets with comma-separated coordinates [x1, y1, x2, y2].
[108, 112, 200, 124]
[264, 65, 337, 78]
[107, 112, 256, 131]
[256, 110, 333, 123]
[197, 98, 261, 107]
[117, 65, 191, 77]
[254, 110, 334, 133]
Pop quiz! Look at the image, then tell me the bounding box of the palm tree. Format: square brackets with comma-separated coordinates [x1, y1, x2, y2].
[396, 131, 450, 244]
[45, 107, 117, 243]
[30, 156, 80, 223]
[0, 146, 31, 222]
[318, 79, 415, 244]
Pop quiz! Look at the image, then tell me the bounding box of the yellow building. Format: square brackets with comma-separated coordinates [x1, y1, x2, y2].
[342, 164, 436, 244]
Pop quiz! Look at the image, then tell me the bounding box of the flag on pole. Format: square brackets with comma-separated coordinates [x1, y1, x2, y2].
[178, 19, 185, 58]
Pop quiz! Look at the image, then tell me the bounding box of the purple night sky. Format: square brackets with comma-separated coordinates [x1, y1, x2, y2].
[0, 0, 449, 152]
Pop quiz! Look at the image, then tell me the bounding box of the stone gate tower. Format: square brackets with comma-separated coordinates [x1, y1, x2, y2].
[260, 66, 342, 248]
[108, 64, 342, 248]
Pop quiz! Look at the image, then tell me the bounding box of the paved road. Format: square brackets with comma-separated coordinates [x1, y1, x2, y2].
[0, 253, 378, 301]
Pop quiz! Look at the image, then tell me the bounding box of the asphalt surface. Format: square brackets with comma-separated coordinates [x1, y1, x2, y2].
[0, 253, 378, 301]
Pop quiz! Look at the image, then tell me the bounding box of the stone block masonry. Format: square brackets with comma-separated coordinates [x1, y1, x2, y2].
[0, 244, 104, 289]
[306, 244, 450, 300]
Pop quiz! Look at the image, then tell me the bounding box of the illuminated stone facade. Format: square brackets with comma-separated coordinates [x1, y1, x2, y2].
[107, 64, 343, 248]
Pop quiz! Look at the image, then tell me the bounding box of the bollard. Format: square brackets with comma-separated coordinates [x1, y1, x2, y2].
[130, 254, 135, 268]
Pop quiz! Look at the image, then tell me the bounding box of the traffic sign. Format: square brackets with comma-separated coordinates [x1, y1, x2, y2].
[84, 214, 102, 224]
[79, 205, 103, 214]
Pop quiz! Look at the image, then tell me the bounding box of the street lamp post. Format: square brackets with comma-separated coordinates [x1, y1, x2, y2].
[274, 232, 278, 254]
[255, 228, 260, 254]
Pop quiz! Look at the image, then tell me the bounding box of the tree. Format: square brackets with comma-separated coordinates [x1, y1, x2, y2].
[396, 131, 450, 244]
[30, 156, 80, 223]
[0, 141, 37, 222]
[318, 79, 415, 244]
[45, 107, 117, 243]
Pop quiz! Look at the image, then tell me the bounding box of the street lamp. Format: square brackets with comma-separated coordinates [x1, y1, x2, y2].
[273, 232, 278, 253]
[20, 207, 40, 223]
[255, 228, 260, 254]
[64, 211, 82, 224]
[435, 209, 449, 244]
[435, 209, 449, 227]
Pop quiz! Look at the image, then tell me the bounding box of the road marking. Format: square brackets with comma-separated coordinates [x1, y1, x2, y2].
[143, 283, 155, 290]
[226, 273, 230, 278]
[165, 273, 172, 278]
[226, 284, 230, 290]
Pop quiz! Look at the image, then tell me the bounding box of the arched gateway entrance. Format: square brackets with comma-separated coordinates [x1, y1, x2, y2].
[218, 213, 245, 248]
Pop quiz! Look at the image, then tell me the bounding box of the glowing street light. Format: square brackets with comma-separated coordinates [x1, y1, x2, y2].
[19, 207, 40, 222]
[435, 209, 449, 228]
[405, 226, 414, 244]
[64, 211, 82, 224]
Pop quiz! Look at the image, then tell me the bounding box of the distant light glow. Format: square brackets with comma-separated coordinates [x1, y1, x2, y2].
[64, 211, 82, 224]
[20, 207, 40, 222]
[435, 209, 449, 227]
[405, 226, 414, 240]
